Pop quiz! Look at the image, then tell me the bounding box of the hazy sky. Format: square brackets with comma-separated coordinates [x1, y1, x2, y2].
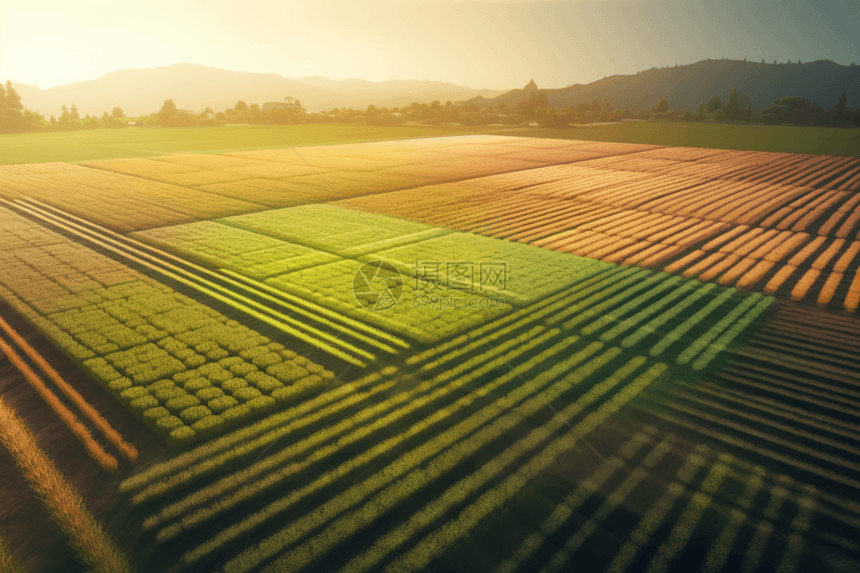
[2, 0, 859, 89]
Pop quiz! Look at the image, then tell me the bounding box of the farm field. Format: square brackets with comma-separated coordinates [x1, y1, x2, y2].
[0, 133, 857, 573]
[2, 122, 860, 167]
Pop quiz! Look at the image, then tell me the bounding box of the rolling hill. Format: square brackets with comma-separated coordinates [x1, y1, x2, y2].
[479, 59, 860, 114]
[10, 64, 506, 117]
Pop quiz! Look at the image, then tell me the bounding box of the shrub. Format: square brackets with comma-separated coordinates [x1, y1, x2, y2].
[154, 387, 186, 402]
[130, 395, 159, 412]
[143, 407, 171, 423]
[208, 396, 239, 414]
[195, 387, 224, 402]
[120, 386, 148, 403]
[147, 379, 176, 392]
[251, 352, 282, 369]
[233, 387, 262, 403]
[267, 362, 308, 384]
[165, 395, 200, 413]
[246, 371, 282, 393]
[228, 362, 258, 377]
[221, 404, 252, 422]
[246, 395, 276, 413]
[183, 378, 211, 393]
[108, 378, 133, 393]
[221, 378, 248, 392]
[155, 416, 182, 433]
[168, 426, 196, 446]
[191, 415, 224, 433]
[180, 406, 212, 424]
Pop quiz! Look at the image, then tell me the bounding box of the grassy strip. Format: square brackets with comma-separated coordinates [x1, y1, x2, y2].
[599, 280, 699, 342]
[149, 327, 556, 532]
[643, 455, 733, 573]
[0, 396, 133, 573]
[700, 466, 766, 573]
[581, 276, 681, 336]
[418, 267, 623, 371]
[218, 270, 406, 348]
[120, 368, 395, 492]
[676, 293, 763, 365]
[197, 343, 616, 570]
[497, 431, 657, 573]
[621, 283, 717, 348]
[0, 536, 25, 573]
[648, 287, 736, 357]
[373, 362, 669, 573]
[691, 297, 774, 371]
[560, 272, 668, 331]
[544, 268, 651, 327]
[646, 410, 860, 491]
[0, 315, 137, 462]
[603, 446, 711, 573]
[774, 485, 817, 573]
[536, 436, 675, 573]
[667, 401, 860, 473]
[12, 201, 368, 366]
[0, 335, 118, 472]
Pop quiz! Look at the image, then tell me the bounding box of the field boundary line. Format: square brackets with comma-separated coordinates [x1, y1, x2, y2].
[0, 396, 133, 573]
[0, 314, 137, 462]
[0, 332, 118, 471]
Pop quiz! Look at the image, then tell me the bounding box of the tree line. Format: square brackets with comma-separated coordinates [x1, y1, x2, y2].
[1, 81, 858, 134]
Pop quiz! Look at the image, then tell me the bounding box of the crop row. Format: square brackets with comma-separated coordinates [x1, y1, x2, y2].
[150, 327, 562, 540]
[131, 220, 340, 279]
[222, 353, 664, 573]
[371, 362, 669, 573]
[186, 341, 621, 569]
[643, 454, 733, 573]
[124, 266, 624, 496]
[0, 206, 331, 445]
[0, 330, 119, 471]
[0, 396, 133, 573]
[498, 428, 672, 573]
[0, 163, 262, 231]
[140, 325, 557, 515]
[0, 536, 25, 573]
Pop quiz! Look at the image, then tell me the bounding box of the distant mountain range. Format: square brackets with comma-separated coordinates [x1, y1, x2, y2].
[10, 64, 506, 117]
[10, 59, 860, 119]
[480, 59, 860, 114]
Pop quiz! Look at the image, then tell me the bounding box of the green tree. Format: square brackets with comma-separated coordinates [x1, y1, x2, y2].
[591, 99, 601, 117]
[101, 111, 110, 124]
[234, 100, 248, 111]
[159, 99, 177, 120]
[112, 106, 124, 118]
[50, 115, 57, 125]
[705, 96, 723, 113]
[4, 81, 22, 110]
[725, 88, 739, 119]
[738, 93, 752, 112]
[835, 91, 848, 118]
[652, 99, 669, 113]
[70, 104, 80, 120]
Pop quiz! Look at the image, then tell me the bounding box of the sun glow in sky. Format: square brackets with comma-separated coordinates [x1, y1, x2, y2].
[2, 0, 858, 89]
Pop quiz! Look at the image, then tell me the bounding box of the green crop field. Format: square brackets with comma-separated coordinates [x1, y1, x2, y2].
[0, 134, 857, 573]
[2, 121, 858, 167]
